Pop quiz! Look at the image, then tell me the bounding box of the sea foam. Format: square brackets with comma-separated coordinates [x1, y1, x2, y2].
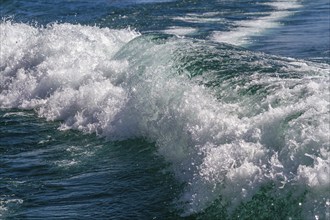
[211, 0, 302, 46]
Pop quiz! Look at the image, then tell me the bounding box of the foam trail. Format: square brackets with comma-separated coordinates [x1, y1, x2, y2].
[172, 12, 226, 24]
[163, 26, 197, 36]
[211, 0, 301, 46]
[1, 21, 329, 219]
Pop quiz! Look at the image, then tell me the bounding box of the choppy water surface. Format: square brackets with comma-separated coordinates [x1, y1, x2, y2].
[1, 0, 329, 219]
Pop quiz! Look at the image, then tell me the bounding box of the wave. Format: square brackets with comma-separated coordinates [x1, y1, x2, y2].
[1, 21, 329, 219]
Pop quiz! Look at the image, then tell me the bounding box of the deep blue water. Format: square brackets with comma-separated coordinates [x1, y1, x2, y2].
[1, 0, 329, 219]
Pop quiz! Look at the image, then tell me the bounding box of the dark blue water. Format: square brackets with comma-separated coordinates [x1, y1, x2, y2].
[1, 110, 179, 219]
[252, 0, 330, 63]
[1, 0, 329, 219]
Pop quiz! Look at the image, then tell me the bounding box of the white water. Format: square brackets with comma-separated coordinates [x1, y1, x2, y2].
[163, 26, 197, 36]
[211, 0, 302, 46]
[1, 21, 329, 219]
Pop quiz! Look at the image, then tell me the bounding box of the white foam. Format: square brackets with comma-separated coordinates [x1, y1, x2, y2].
[0, 21, 138, 109]
[211, 0, 302, 46]
[163, 26, 197, 36]
[172, 13, 226, 24]
[1, 21, 329, 218]
[0, 196, 23, 218]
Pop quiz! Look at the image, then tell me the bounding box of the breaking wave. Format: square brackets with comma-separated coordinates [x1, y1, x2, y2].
[1, 21, 329, 219]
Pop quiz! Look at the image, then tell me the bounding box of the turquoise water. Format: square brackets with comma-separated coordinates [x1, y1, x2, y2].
[1, 0, 329, 219]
